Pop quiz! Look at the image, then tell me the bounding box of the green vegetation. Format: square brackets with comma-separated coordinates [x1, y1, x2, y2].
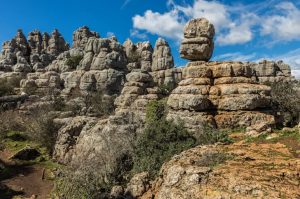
[197, 127, 232, 145]
[266, 82, 300, 126]
[132, 98, 197, 179]
[66, 55, 83, 69]
[0, 77, 22, 97]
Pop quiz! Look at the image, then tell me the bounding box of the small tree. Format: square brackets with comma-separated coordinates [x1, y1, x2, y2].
[66, 55, 84, 69]
[132, 98, 197, 179]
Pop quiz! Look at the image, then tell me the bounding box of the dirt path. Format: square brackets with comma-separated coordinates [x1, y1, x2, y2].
[0, 149, 54, 199]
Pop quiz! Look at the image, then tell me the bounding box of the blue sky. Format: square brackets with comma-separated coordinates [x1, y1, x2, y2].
[1, 0, 300, 77]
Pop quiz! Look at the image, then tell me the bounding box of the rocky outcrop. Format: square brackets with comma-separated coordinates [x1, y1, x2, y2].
[47, 29, 70, 56]
[46, 49, 84, 73]
[167, 19, 275, 133]
[150, 38, 175, 87]
[28, 30, 43, 55]
[139, 142, 300, 199]
[72, 26, 100, 50]
[123, 39, 153, 72]
[179, 18, 215, 61]
[61, 36, 127, 96]
[21, 71, 62, 95]
[15, 29, 30, 58]
[255, 59, 291, 83]
[167, 61, 275, 131]
[115, 69, 153, 109]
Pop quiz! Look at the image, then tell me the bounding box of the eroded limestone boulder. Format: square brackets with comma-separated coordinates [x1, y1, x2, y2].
[72, 26, 100, 50]
[180, 18, 215, 61]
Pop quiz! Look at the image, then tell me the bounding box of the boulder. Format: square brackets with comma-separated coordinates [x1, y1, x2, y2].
[245, 123, 272, 137]
[179, 18, 215, 61]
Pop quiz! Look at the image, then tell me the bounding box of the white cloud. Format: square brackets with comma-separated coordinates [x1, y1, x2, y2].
[132, 0, 257, 45]
[130, 29, 148, 39]
[106, 32, 115, 38]
[213, 52, 257, 61]
[261, 2, 300, 40]
[132, 9, 184, 40]
[216, 13, 259, 46]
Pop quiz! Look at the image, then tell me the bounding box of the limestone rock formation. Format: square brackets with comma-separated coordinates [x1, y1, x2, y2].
[152, 38, 174, 71]
[179, 18, 215, 61]
[72, 26, 100, 50]
[139, 143, 300, 199]
[167, 61, 275, 132]
[115, 69, 153, 109]
[28, 30, 43, 55]
[60, 36, 127, 96]
[150, 38, 176, 87]
[47, 29, 70, 56]
[41, 32, 50, 52]
[0, 39, 18, 71]
[123, 39, 154, 72]
[255, 59, 291, 83]
[245, 122, 272, 137]
[47, 48, 84, 73]
[15, 29, 30, 57]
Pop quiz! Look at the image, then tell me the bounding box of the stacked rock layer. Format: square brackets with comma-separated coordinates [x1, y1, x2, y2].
[168, 18, 275, 132]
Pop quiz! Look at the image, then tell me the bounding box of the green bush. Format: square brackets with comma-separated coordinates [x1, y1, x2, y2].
[0, 76, 23, 97]
[197, 127, 232, 145]
[66, 55, 84, 69]
[132, 98, 197, 179]
[266, 82, 300, 125]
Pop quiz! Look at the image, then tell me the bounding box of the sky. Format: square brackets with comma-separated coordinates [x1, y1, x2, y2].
[1, 0, 300, 77]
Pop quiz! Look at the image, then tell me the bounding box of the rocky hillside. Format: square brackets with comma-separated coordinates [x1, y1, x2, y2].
[0, 17, 299, 199]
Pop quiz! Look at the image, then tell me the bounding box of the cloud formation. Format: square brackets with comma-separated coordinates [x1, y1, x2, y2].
[132, 0, 300, 46]
[130, 29, 148, 39]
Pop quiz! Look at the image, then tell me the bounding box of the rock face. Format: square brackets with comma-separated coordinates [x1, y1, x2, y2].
[255, 59, 291, 83]
[179, 18, 215, 61]
[28, 30, 43, 55]
[167, 60, 275, 132]
[15, 29, 30, 58]
[61, 36, 127, 96]
[72, 26, 100, 50]
[123, 39, 153, 72]
[139, 142, 300, 199]
[167, 18, 276, 133]
[47, 29, 70, 56]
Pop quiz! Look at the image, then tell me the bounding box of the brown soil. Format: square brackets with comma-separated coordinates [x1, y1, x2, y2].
[0, 149, 53, 199]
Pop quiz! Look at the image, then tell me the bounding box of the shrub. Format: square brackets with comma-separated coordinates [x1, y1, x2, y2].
[0, 78, 14, 97]
[132, 98, 197, 179]
[0, 76, 23, 97]
[196, 127, 232, 145]
[66, 55, 84, 69]
[27, 104, 59, 156]
[66, 89, 116, 117]
[267, 82, 300, 125]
